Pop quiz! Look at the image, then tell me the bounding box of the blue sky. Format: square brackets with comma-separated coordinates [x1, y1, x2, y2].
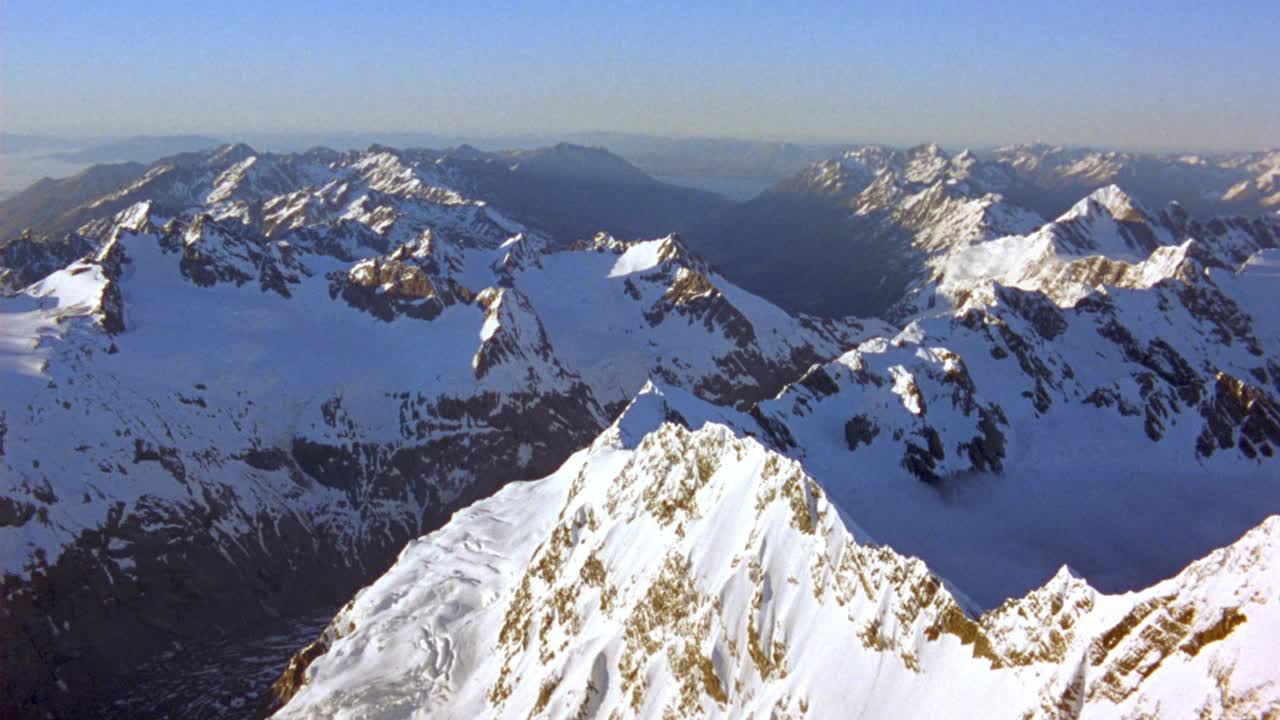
[4, 0, 1278, 150]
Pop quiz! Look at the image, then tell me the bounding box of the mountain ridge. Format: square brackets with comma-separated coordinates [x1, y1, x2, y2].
[0, 141, 732, 256]
[2, 139, 1278, 719]
[273, 383, 1280, 719]
[0, 146, 861, 717]
[685, 143, 1280, 319]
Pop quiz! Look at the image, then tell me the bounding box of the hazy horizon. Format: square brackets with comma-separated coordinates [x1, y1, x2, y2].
[5, 2, 1278, 153]
[6, 128, 1278, 157]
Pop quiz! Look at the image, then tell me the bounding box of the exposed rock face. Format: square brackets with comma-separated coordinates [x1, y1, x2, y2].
[0, 232, 94, 292]
[1198, 373, 1280, 459]
[329, 234, 473, 322]
[757, 327, 1011, 485]
[174, 213, 315, 297]
[273, 401, 1280, 719]
[471, 288, 568, 381]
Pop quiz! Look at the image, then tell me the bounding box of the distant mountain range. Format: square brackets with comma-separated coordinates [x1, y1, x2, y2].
[567, 132, 846, 179]
[685, 142, 1280, 317]
[38, 134, 226, 164]
[0, 142, 729, 256]
[1, 131, 843, 201]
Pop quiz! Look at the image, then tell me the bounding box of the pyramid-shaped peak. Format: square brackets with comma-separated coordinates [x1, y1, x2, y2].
[209, 142, 258, 164]
[1058, 184, 1148, 225]
[1086, 184, 1147, 222]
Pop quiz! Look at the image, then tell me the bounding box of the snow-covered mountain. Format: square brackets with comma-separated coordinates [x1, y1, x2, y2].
[685, 143, 1280, 319]
[4, 140, 1278, 719]
[898, 183, 1280, 314]
[993, 143, 1280, 218]
[652, 187, 1280, 613]
[753, 225, 1280, 605]
[274, 385, 1280, 719]
[0, 141, 730, 259]
[685, 144, 1047, 316]
[0, 145, 863, 717]
[274, 175, 1280, 717]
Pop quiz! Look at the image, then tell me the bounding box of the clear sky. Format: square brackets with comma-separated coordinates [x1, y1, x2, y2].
[4, 0, 1278, 150]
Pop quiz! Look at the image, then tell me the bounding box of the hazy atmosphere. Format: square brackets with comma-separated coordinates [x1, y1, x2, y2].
[5, 0, 1278, 150]
[4, 3, 1279, 719]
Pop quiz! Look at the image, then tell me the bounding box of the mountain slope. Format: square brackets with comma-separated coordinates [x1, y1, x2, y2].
[0, 162, 149, 251]
[275, 176, 1280, 718]
[274, 387, 1280, 719]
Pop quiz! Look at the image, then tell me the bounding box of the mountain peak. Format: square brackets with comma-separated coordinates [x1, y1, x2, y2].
[275, 393, 1280, 719]
[1086, 183, 1145, 220]
[508, 143, 653, 185]
[446, 143, 489, 162]
[208, 142, 257, 163]
[1056, 184, 1149, 227]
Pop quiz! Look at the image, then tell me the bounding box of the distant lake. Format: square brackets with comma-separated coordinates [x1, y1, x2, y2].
[653, 174, 776, 202]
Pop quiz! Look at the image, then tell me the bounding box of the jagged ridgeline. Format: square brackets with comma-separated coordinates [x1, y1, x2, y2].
[0, 144, 861, 717]
[271, 146, 1280, 717]
[2, 140, 1279, 719]
[683, 143, 1280, 318]
[274, 387, 1280, 719]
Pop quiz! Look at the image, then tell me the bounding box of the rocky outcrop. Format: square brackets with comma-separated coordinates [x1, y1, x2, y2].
[1198, 373, 1280, 459]
[330, 246, 474, 322]
[0, 232, 94, 292]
